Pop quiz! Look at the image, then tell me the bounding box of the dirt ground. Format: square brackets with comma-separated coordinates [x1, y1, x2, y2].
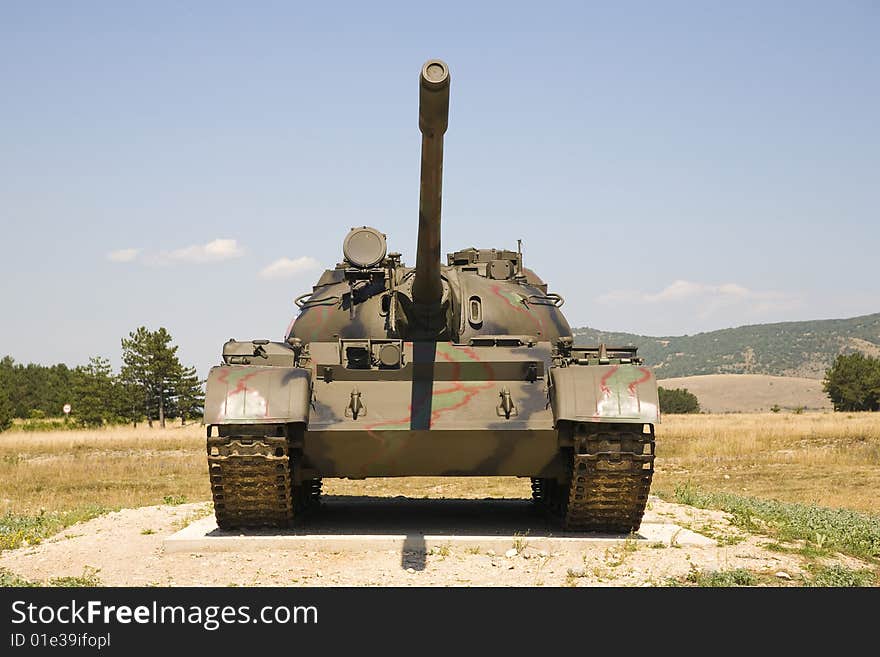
[1, 496, 867, 587]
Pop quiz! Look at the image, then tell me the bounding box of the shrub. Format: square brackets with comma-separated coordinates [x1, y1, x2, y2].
[658, 387, 701, 414]
[823, 353, 880, 412]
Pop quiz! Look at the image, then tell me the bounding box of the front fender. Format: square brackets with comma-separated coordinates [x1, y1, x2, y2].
[549, 364, 660, 425]
[204, 365, 311, 425]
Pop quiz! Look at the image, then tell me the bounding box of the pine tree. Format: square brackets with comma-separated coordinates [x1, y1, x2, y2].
[176, 365, 205, 425]
[113, 376, 145, 427]
[0, 361, 13, 432]
[121, 327, 186, 428]
[71, 356, 116, 426]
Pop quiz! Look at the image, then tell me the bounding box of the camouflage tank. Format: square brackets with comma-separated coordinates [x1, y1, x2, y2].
[204, 59, 659, 533]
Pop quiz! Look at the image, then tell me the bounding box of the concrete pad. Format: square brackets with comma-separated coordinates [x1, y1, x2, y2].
[164, 497, 715, 554]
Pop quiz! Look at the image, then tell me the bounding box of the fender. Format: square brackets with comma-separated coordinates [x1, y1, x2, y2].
[549, 363, 660, 425]
[204, 365, 311, 425]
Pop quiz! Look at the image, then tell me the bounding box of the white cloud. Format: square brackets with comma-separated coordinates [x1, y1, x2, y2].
[597, 279, 802, 320]
[107, 248, 140, 263]
[643, 280, 709, 303]
[259, 256, 320, 280]
[158, 238, 245, 264]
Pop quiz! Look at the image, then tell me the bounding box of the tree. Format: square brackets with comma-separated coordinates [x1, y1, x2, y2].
[0, 388, 12, 433]
[176, 365, 205, 425]
[0, 358, 14, 432]
[71, 356, 117, 426]
[0, 355, 75, 418]
[658, 386, 701, 414]
[823, 353, 880, 412]
[112, 376, 146, 427]
[121, 327, 187, 428]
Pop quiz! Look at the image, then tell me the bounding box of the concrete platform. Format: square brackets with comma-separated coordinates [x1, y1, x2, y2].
[164, 497, 715, 554]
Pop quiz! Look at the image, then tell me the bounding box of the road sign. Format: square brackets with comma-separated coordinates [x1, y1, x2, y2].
[63, 404, 71, 415]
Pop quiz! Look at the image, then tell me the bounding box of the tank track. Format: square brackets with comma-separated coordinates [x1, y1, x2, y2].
[207, 428, 321, 530]
[535, 423, 655, 533]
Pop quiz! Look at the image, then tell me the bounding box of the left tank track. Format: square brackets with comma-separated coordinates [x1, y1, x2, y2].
[207, 428, 320, 530]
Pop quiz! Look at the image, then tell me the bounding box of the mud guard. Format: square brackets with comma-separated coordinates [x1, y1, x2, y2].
[549, 364, 660, 425]
[204, 365, 312, 425]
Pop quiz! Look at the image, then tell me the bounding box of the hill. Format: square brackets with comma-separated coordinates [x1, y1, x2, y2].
[656, 374, 831, 413]
[574, 312, 880, 379]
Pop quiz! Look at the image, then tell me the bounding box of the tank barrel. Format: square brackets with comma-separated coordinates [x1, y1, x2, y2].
[412, 59, 450, 307]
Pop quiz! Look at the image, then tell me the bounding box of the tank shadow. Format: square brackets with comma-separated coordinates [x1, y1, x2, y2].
[296, 496, 552, 536]
[200, 497, 653, 573]
[401, 534, 427, 572]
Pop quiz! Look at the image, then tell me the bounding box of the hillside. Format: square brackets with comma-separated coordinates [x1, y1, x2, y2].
[574, 312, 880, 379]
[655, 374, 831, 413]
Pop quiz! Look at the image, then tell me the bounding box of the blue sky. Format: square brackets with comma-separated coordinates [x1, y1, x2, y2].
[1, 1, 878, 377]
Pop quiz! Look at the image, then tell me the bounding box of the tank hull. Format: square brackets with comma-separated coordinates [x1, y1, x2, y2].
[301, 428, 563, 478]
[205, 341, 659, 480]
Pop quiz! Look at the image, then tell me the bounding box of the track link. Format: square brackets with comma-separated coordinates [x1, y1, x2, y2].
[207, 428, 319, 530]
[537, 423, 655, 533]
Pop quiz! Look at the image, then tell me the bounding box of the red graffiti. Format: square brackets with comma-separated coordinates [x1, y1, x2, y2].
[628, 367, 653, 396]
[599, 365, 620, 395]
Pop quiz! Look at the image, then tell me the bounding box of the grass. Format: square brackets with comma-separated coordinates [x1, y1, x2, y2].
[805, 564, 876, 587]
[1, 505, 111, 552]
[1, 412, 879, 566]
[1, 566, 103, 587]
[0, 567, 39, 587]
[665, 481, 880, 562]
[4, 412, 877, 513]
[49, 566, 102, 587]
[685, 567, 757, 587]
[512, 531, 529, 554]
[0, 424, 208, 516]
[429, 544, 451, 558]
[654, 412, 880, 514]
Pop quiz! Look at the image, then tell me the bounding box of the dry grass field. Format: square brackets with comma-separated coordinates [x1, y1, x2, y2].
[0, 424, 208, 516]
[652, 412, 880, 513]
[1, 414, 878, 584]
[1, 412, 878, 516]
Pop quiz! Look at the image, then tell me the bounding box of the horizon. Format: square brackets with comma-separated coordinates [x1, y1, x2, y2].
[3, 308, 877, 372]
[2, 2, 878, 377]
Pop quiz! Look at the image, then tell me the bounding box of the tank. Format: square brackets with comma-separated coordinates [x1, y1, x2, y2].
[204, 59, 660, 533]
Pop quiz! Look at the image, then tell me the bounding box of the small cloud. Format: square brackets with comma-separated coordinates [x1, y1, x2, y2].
[644, 280, 709, 303]
[259, 256, 320, 280]
[597, 279, 801, 320]
[107, 248, 140, 263]
[158, 238, 245, 264]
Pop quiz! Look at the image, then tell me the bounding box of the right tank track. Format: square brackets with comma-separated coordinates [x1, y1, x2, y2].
[533, 422, 655, 533]
[207, 428, 320, 530]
